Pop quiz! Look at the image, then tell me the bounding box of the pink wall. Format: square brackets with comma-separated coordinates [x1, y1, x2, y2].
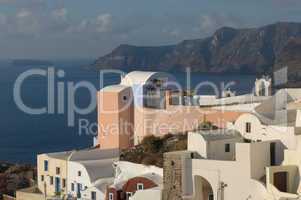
[98, 87, 245, 149]
[134, 105, 244, 143]
[98, 87, 134, 150]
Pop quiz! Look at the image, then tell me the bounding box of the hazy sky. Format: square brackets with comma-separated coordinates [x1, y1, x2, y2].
[0, 0, 301, 59]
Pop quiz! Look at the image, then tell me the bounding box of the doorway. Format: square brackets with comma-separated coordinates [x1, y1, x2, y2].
[274, 172, 288, 192]
[55, 177, 61, 193]
[194, 176, 214, 200]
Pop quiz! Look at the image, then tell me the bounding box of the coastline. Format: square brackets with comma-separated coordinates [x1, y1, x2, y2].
[0, 162, 36, 199]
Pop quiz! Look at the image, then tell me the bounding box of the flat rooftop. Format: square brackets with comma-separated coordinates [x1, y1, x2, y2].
[193, 129, 242, 141]
[100, 84, 130, 92]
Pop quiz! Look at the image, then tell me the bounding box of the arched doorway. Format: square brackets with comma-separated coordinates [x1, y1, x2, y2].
[194, 176, 214, 200]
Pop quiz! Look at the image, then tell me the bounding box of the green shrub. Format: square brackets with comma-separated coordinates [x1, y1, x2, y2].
[141, 135, 163, 153]
[198, 121, 218, 130]
[121, 133, 188, 168]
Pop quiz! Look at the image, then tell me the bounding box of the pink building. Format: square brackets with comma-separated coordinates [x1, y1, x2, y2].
[97, 85, 134, 150]
[97, 71, 244, 150]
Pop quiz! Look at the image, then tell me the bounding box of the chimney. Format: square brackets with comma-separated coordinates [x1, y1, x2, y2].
[165, 90, 172, 109]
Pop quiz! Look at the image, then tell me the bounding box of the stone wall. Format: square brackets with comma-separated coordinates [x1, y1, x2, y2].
[162, 151, 195, 200]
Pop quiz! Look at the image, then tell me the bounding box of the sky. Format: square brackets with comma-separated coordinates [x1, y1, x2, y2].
[0, 0, 301, 59]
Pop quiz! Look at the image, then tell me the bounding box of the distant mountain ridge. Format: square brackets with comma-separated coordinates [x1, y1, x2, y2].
[94, 22, 301, 84]
[274, 37, 301, 87]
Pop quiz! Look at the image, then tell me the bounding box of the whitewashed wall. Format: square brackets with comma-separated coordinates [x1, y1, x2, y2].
[67, 161, 104, 200]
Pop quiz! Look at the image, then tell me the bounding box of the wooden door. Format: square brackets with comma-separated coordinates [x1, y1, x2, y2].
[274, 172, 288, 192]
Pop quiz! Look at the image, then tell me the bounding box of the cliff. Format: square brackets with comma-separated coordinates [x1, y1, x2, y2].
[94, 22, 301, 84]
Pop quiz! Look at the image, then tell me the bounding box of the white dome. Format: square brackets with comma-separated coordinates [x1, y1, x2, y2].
[121, 71, 174, 86]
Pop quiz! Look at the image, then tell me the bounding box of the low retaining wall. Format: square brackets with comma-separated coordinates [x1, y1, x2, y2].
[16, 187, 44, 200]
[3, 194, 16, 200]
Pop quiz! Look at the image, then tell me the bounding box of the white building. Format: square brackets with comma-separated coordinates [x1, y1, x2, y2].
[255, 76, 272, 97]
[37, 151, 73, 198]
[161, 88, 301, 200]
[164, 133, 301, 200]
[67, 148, 119, 200]
[36, 148, 119, 200]
[120, 71, 176, 109]
[199, 94, 269, 109]
[112, 161, 163, 184]
[67, 159, 115, 200]
[221, 88, 236, 98]
[187, 129, 243, 161]
[200, 75, 272, 111]
[228, 89, 301, 165]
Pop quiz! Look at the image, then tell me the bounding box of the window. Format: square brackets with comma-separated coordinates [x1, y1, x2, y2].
[109, 193, 114, 200]
[77, 183, 82, 198]
[225, 144, 230, 153]
[71, 183, 75, 191]
[56, 167, 60, 175]
[270, 142, 276, 166]
[78, 171, 81, 176]
[41, 175, 44, 182]
[208, 193, 214, 200]
[44, 160, 49, 171]
[123, 96, 127, 101]
[246, 122, 251, 133]
[137, 183, 144, 190]
[50, 176, 54, 185]
[62, 179, 66, 188]
[126, 192, 133, 200]
[91, 191, 96, 200]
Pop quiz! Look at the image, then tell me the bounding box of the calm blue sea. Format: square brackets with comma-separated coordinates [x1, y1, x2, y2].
[0, 60, 256, 164]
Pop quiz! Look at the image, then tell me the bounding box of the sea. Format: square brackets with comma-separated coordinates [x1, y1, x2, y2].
[0, 60, 256, 164]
